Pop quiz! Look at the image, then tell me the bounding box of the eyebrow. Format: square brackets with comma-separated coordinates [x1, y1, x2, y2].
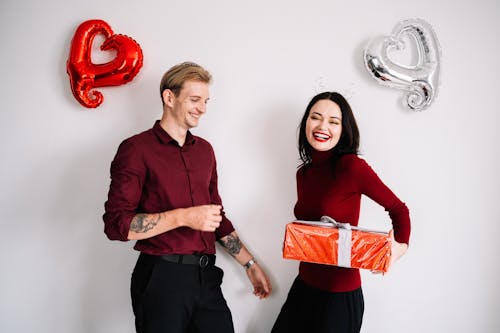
[189, 95, 210, 101]
[311, 111, 341, 120]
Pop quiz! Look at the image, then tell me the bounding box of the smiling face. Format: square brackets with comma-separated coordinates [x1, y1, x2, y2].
[305, 99, 343, 152]
[163, 80, 209, 130]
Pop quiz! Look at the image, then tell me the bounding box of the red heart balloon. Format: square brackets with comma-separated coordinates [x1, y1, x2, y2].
[67, 19, 144, 108]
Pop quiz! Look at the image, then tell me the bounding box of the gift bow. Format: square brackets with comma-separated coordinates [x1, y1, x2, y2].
[320, 216, 351, 230]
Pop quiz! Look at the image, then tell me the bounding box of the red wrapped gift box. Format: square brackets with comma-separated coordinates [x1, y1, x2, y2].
[283, 217, 391, 272]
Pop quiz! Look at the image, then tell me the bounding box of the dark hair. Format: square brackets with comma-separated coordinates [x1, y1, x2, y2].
[298, 92, 359, 166]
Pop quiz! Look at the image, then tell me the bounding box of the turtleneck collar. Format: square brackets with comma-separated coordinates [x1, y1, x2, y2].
[311, 149, 335, 166]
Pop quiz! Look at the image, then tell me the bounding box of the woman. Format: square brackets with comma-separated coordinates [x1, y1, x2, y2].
[272, 92, 411, 333]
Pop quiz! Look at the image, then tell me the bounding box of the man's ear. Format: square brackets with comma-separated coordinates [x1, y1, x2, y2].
[162, 89, 175, 107]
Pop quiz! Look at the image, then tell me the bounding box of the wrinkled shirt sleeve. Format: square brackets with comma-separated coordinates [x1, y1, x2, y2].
[209, 151, 235, 240]
[103, 139, 146, 241]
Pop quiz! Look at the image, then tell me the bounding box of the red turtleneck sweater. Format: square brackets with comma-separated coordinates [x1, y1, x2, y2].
[294, 151, 411, 292]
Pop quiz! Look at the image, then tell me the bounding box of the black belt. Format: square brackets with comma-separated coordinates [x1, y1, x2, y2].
[159, 254, 216, 268]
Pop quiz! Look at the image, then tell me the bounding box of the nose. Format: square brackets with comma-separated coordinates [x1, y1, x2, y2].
[317, 119, 328, 130]
[198, 101, 206, 114]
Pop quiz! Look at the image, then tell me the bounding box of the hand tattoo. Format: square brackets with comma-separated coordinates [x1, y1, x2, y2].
[218, 233, 242, 256]
[130, 213, 160, 233]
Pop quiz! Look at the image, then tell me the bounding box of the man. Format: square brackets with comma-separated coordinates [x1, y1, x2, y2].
[103, 62, 272, 333]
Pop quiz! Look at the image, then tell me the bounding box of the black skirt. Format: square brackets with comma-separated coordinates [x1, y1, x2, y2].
[272, 275, 364, 333]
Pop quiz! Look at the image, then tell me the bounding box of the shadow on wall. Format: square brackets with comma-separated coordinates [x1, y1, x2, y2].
[44, 102, 300, 332]
[49, 142, 136, 332]
[51, 27, 158, 330]
[55, 35, 302, 329]
[234, 100, 301, 333]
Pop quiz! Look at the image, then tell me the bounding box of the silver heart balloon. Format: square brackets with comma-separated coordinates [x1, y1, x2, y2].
[364, 19, 441, 111]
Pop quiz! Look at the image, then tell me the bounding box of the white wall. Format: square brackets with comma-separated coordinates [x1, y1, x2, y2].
[1, 0, 499, 332]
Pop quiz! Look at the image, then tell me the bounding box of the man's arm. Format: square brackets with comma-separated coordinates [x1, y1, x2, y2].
[218, 231, 272, 299]
[205, 146, 271, 297]
[128, 205, 223, 240]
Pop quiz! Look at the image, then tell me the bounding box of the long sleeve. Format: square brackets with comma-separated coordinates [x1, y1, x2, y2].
[103, 122, 234, 254]
[355, 157, 411, 245]
[208, 148, 235, 240]
[103, 139, 146, 241]
[295, 153, 411, 292]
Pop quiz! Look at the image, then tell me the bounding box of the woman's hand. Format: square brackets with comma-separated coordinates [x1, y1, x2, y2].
[372, 229, 408, 274]
[389, 229, 408, 266]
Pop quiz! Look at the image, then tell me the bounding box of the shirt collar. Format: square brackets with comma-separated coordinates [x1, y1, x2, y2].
[152, 120, 197, 146]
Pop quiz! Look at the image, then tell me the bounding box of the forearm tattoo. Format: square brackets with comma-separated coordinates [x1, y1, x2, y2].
[219, 233, 242, 256]
[130, 213, 160, 233]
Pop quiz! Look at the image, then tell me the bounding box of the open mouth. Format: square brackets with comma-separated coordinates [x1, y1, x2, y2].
[313, 131, 331, 142]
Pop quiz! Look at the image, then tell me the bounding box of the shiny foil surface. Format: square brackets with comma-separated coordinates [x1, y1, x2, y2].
[283, 222, 391, 273]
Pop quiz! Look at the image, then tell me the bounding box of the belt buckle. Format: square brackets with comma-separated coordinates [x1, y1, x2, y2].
[199, 255, 209, 268]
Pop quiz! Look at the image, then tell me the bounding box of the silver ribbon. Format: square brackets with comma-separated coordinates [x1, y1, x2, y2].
[294, 216, 388, 268]
[320, 216, 352, 268]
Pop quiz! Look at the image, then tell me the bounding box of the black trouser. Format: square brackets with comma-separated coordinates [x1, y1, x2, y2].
[131, 253, 234, 333]
[272, 276, 364, 333]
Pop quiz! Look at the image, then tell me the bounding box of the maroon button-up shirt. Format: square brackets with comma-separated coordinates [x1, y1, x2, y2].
[103, 121, 235, 255]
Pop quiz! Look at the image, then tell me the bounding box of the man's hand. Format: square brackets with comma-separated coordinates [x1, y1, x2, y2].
[246, 263, 272, 299]
[218, 231, 272, 299]
[181, 205, 222, 231]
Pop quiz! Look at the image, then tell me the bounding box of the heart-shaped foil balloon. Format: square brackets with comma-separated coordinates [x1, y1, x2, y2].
[364, 19, 441, 111]
[66, 19, 143, 108]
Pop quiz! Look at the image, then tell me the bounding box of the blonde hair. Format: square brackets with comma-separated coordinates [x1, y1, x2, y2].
[159, 62, 212, 103]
